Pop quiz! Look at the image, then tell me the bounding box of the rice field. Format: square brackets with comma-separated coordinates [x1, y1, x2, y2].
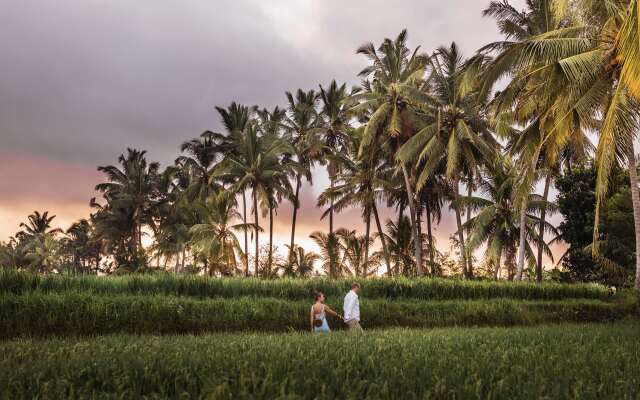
[2, 323, 639, 399]
[1, 272, 638, 399]
[0, 270, 611, 300]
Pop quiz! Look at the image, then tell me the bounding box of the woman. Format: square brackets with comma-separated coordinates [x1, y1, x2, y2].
[310, 291, 342, 333]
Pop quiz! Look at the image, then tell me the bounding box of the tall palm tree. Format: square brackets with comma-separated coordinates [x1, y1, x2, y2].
[318, 81, 354, 238]
[214, 103, 252, 276]
[479, 0, 591, 280]
[189, 192, 246, 276]
[95, 149, 160, 256]
[461, 156, 558, 279]
[176, 131, 223, 201]
[398, 42, 496, 279]
[216, 122, 292, 276]
[283, 89, 323, 262]
[380, 215, 416, 276]
[354, 29, 431, 275]
[317, 128, 393, 275]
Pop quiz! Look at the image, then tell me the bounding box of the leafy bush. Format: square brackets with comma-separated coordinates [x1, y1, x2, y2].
[1, 292, 635, 338]
[2, 323, 639, 399]
[0, 270, 611, 301]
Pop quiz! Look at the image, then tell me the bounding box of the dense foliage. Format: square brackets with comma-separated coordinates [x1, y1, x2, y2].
[556, 164, 636, 285]
[2, 323, 639, 399]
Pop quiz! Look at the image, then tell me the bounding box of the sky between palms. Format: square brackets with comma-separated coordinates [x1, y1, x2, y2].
[0, 0, 563, 263]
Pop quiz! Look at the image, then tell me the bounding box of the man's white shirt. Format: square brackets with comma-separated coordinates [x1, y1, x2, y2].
[343, 290, 360, 322]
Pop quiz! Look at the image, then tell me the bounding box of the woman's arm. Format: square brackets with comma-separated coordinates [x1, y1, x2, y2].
[324, 305, 342, 319]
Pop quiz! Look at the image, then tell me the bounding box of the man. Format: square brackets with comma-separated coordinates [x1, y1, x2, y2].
[343, 283, 362, 332]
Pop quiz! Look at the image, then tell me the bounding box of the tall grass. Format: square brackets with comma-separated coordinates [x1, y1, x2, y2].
[1, 292, 635, 338]
[0, 270, 611, 300]
[2, 323, 639, 399]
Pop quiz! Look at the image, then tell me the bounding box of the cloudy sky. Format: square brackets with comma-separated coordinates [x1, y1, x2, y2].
[2, 0, 555, 264]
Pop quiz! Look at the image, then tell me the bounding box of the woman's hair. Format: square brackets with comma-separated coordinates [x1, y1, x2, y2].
[314, 291, 324, 301]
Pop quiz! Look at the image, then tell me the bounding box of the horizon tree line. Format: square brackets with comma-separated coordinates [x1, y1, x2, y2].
[1, 0, 640, 289]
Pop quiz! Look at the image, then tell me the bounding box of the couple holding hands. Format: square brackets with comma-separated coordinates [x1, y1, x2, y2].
[310, 283, 362, 333]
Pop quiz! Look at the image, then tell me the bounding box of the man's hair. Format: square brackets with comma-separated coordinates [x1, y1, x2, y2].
[351, 283, 360, 289]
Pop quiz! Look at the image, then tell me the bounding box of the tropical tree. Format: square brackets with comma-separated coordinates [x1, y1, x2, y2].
[214, 102, 253, 275]
[461, 156, 558, 279]
[380, 215, 416, 276]
[354, 29, 431, 275]
[398, 42, 497, 278]
[336, 228, 381, 277]
[281, 244, 319, 277]
[318, 127, 392, 275]
[189, 192, 246, 276]
[309, 231, 345, 278]
[216, 122, 292, 276]
[95, 149, 160, 255]
[176, 131, 223, 201]
[282, 89, 323, 262]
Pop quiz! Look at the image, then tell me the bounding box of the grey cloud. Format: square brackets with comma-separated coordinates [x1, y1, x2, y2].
[0, 0, 526, 167]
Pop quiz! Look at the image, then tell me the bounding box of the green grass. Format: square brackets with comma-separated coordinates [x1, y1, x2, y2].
[2, 322, 639, 399]
[1, 292, 636, 338]
[0, 270, 611, 301]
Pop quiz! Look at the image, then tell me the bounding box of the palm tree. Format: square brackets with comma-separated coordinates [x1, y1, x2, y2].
[63, 219, 100, 274]
[281, 245, 319, 277]
[398, 42, 496, 279]
[380, 215, 416, 276]
[95, 148, 160, 256]
[479, 0, 592, 280]
[318, 81, 354, 237]
[256, 106, 295, 274]
[176, 131, 223, 201]
[17, 211, 61, 239]
[461, 156, 558, 279]
[309, 231, 344, 278]
[214, 102, 253, 276]
[354, 30, 431, 275]
[336, 228, 381, 277]
[283, 89, 323, 262]
[216, 122, 292, 276]
[189, 192, 246, 276]
[317, 127, 393, 275]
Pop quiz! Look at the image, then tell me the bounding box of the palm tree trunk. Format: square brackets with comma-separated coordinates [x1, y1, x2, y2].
[401, 164, 424, 276]
[466, 183, 474, 277]
[515, 197, 528, 281]
[181, 248, 186, 271]
[536, 175, 551, 283]
[426, 204, 436, 276]
[453, 180, 469, 278]
[494, 249, 502, 280]
[373, 202, 391, 277]
[242, 191, 249, 277]
[364, 208, 371, 276]
[253, 190, 259, 277]
[416, 202, 423, 277]
[268, 206, 274, 277]
[289, 175, 301, 262]
[329, 175, 335, 278]
[625, 142, 640, 290]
